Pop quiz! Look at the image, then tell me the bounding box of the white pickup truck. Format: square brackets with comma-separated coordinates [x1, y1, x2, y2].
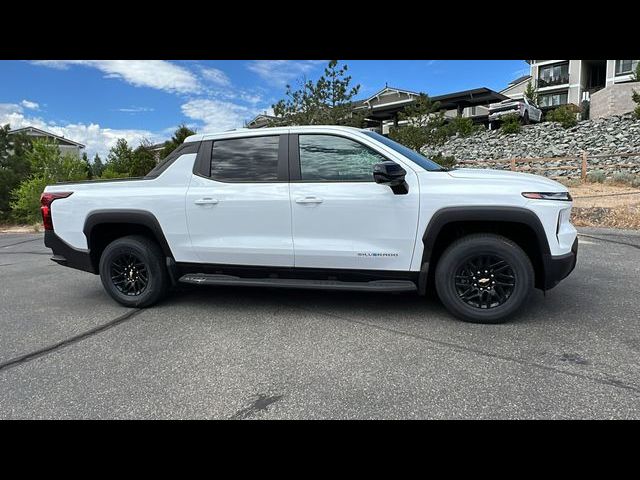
[488, 97, 543, 129]
[42, 125, 577, 324]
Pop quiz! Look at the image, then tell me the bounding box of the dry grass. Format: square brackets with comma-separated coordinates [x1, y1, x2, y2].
[0, 223, 42, 233]
[567, 181, 640, 229]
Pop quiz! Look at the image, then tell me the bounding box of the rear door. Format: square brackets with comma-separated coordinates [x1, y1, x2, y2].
[288, 132, 420, 271]
[185, 134, 294, 267]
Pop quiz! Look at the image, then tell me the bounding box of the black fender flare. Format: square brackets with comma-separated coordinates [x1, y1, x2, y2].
[417, 206, 551, 293]
[83, 209, 174, 259]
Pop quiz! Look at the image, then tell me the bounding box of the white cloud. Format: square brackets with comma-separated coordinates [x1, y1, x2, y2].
[199, 67, 231, 87]
[181, 99, 260, 132]
[30, 60, 201, 94]
[21, 99, 39, 110]
[0, 102, 163, 158]
[114, 106, 155, 113]
[247, 60, 325, 87]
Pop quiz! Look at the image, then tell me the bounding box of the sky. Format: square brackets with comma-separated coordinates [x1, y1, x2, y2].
[0, 60, 529, 159]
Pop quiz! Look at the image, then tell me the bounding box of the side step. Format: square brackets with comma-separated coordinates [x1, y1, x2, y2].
[178, 274, 417, 292]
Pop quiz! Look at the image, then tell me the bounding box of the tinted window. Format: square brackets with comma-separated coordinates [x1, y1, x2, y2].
[298, 135, 387, 182]
[210, 136, 279, 182]
[361, 131, 445, 171]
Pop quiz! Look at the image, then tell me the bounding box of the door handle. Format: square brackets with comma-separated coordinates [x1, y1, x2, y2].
[194, 198, 219, 205]
[295, 197, 323, 204]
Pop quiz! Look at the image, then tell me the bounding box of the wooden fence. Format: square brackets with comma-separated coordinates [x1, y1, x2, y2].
[457, 152, 640, 181]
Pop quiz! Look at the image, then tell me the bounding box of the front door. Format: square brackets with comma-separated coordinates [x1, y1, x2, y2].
[185, 134, 293, 267]
[288, 133, 420, 271]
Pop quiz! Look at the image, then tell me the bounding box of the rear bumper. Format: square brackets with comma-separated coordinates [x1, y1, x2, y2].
[488, 111, 519, 121]
[542, 237, 578, 290]
[44, 230, 96, 274]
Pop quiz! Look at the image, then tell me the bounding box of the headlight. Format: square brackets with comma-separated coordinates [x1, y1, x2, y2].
[522, 192, 572, 201]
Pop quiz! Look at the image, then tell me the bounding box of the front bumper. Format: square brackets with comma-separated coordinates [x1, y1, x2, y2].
[542, 237, 578, 290]
[44, 230, 96, 274]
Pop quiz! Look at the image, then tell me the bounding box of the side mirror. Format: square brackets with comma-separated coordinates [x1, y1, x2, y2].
[373, 161, 408, 195]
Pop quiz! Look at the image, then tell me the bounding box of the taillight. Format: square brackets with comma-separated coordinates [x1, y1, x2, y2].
[40, 192, 73, 230]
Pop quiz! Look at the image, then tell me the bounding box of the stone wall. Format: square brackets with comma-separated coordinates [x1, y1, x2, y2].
[591, 83, 639, 119]
[423, 114, 640, 177]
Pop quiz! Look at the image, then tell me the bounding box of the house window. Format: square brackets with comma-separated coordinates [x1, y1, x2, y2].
[538, 62, 569, 88]
[539, 91, 568, 108]
[615, 60, 638, 76]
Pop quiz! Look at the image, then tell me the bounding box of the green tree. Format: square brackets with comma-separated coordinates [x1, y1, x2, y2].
[102, 138, 134, 178]
[130, 139, 158, 177]
[82, 152, 92, 179]
[160, 124, 196, 160]
[272, 60, 365, 127]
[0, 125, 32, 221]
[10, 138, 87, 223]
[388, 93, 447, 152]
[524, 80, 538, 104]
[92, 153, 105, 178]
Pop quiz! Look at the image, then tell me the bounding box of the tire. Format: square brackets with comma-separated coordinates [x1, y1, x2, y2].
[522, 111, 530, 125]
[434, 234, 534, 324]
[99, 235, 169, 308]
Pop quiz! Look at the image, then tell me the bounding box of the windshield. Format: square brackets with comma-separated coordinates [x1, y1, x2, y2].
[361, 131, 446, 171]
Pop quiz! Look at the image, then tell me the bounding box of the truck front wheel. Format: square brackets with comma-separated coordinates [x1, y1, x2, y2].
[99, 235, 169, 308]
[434, 234, 534, 324]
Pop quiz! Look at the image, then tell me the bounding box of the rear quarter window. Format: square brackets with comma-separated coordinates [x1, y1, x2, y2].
[210, 136, 280, 182]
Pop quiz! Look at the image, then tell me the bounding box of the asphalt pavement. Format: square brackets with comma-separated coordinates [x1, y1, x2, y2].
[0, 229, 639, 419]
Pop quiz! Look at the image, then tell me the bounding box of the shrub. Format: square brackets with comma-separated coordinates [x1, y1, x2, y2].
[611, 172, 635, 185]
[546, 105, 579, 128]
[9, 139, 87, 223]
[9, 176, 49, 224]
[431, 153, 457, 169]
[631, 176, 640, 188]
[446, 117, 481, 137]
[388, 125, 429, 152]
[500, 114, 521, 134]
[633, 90, 640, 120]
[587, 170, 606, 183]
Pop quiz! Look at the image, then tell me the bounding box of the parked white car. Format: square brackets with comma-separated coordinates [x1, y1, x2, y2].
[42, 125, 577, 324]
[488, 97, 543, 129]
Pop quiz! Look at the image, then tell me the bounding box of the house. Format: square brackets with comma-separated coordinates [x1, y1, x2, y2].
[503, 60, 639, 118]
[8, 126, 85, 157]
[246, 113, 279, 129]
[353, 86, 508, 134]
[499, 75, 531, 100]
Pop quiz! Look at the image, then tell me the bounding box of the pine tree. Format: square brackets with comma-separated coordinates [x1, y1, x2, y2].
[271, 60, 365, 127]
[388, 93, 447, 152]
[160, 124, 196, 160]
[92, 154, 105, 178]
[524, 80, 538, 105]
[102, 138, 134, 178]
[82, 152, 92, 179]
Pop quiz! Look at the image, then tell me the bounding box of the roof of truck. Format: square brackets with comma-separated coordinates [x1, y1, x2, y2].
[183, 125, 364, 143]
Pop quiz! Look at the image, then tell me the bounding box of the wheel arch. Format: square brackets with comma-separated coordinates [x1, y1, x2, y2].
[83, 210, 173, 273]
[419, 206, 551, 292]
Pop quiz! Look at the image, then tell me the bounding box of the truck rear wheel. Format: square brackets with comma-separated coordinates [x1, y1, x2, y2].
[434, 234, 534, 324]
[99, 235, 169, 308]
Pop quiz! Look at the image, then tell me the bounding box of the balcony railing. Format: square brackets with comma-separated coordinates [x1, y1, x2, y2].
[537, 75, 570, 88]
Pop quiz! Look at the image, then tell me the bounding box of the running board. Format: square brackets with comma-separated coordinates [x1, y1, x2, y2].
[178, 274, 417, 292]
